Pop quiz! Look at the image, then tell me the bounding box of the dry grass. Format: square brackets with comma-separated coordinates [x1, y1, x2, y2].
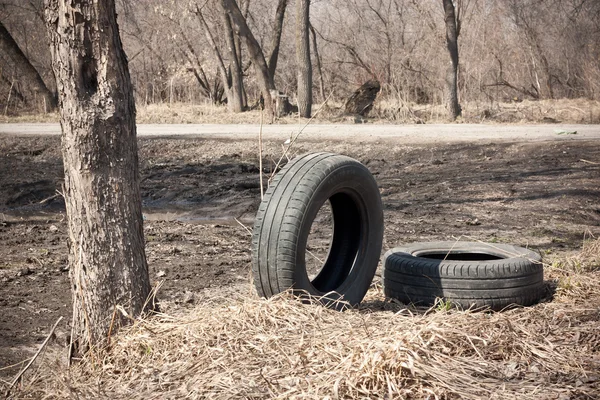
[0, 111, 59, 124]
[576, 236, 600, 270]
[1, 98, 599, 125]
[135, 102, 347, 125]
[372, 98, 600, 124]
[556, 235, 600, 274]
[5, 257, 600, 400]
[460, 98, 600, 124]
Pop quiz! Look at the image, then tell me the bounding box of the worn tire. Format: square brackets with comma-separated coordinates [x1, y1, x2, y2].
[383, 242, 544, 310]
[252, 152, 384, 308]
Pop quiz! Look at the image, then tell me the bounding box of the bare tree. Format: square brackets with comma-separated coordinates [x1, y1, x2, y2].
[219, 2, 246, 111]
[195, 3, 245, 112]
[44, 0, 152, 356]
[0, 19, 55, 109]
[221, 0, 275, 116]
[175, 24, 226, 105]
[309, 24, 325, 101]
[296, 0, 312, 117]
[442, 0, 461, 120]
[506, 0, 555, 99]
[267, 0, 288, 82]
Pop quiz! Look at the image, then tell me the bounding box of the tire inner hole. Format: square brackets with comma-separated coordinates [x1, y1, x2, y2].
[416, 251, 506, 261]
[305, 200, 333, 281]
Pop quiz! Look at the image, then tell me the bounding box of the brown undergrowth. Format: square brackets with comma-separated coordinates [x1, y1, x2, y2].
[1, 98, 599, 124]
[4, 255, 599, 400]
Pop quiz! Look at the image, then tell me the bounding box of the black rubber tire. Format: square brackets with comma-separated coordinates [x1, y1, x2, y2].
[252, 152, 384, 308]
[383, 242, 544, 310]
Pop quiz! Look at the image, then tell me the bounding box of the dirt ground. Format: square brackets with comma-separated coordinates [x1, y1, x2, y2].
[1, 133, 599, 380]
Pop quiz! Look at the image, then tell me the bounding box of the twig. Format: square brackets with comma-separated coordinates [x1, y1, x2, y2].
[0, 361, 28, 373]
[269, 91, 334, 184]
[259, 107, 264, 199]
[142, 280, 163, 315]
[106, 306, 118, 347]
[306, 249, 324, 264]
[67, 301, 76, 367]
[6, 316, 63, 395]
[234, 217, 252, 236]
[4, 79, 14, 116]
[580, 159, 599, 165]
[38, 193, 60, 205]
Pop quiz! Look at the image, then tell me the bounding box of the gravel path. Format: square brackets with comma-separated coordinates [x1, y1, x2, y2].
[1, 123, 598, 143]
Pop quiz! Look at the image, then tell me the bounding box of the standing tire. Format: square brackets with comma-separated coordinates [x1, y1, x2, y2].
[383, 242, 544, 310]
[252, 152, 383, 309]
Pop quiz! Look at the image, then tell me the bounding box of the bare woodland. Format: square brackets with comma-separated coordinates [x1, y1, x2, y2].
[1, 1, 600, 397]
[1, 0, 600, 119]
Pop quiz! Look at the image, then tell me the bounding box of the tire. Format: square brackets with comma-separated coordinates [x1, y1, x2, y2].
[252, 152, 384, 309]
[383, 242, 544, 310]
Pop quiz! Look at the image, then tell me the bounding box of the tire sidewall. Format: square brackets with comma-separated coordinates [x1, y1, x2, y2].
[291, 159, 383, 305]
[384, 241, 542, 270]
[382, 241, 544, 310]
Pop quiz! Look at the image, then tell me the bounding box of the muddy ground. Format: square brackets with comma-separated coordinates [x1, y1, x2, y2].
[1, 133, 599, 379]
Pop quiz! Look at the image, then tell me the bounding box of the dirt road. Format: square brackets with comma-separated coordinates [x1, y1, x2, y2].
[1, 122, 598, 143]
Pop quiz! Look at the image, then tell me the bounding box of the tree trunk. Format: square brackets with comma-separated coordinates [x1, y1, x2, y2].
[442, 0, 461, 120]
[296, 0, 312, 118]
[44, 0, 152, 357]
[0, 20, 56, 110]
[267, 0, 288, 82]
[309, 24, 325, 103]
[220, 0, 274, 117]
[195, 5, 234, 109]
[219, 5, 245, 112]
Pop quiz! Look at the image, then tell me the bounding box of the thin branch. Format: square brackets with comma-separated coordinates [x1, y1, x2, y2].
[234, 217, 253, 236]
[6, 316, 63, 395]
[269, 91, 334, 184]
[258, 107, 264, 199]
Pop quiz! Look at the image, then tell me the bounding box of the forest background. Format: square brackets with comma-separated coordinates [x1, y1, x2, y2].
[1, 0, 599, 123]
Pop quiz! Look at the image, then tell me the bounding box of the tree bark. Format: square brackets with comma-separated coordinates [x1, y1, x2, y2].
[219, 4, 245, 112]
[220, 0, 274, 117]
[442, 0, 461, 120]
[296, 0, 312, 117]
[44, 0, 152, 356]
[267, 0, 288, 82]
[309, 24, 325, 102]
[0, 19, 56, 110]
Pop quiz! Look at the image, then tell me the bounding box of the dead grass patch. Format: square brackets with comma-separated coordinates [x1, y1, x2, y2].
[134, 103, 342, 125]
[5, 263, 599, 399]
[461, 98, 600, 124]
[372, 98, 600, 124]
[0, 112, 59, 124]
[1, 99, 598, 125]
[575, 235, 600, 271]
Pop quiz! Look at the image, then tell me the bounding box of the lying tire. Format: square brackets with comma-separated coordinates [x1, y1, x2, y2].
[383, 242, 544, 310]
[252, 152, 383, 308]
